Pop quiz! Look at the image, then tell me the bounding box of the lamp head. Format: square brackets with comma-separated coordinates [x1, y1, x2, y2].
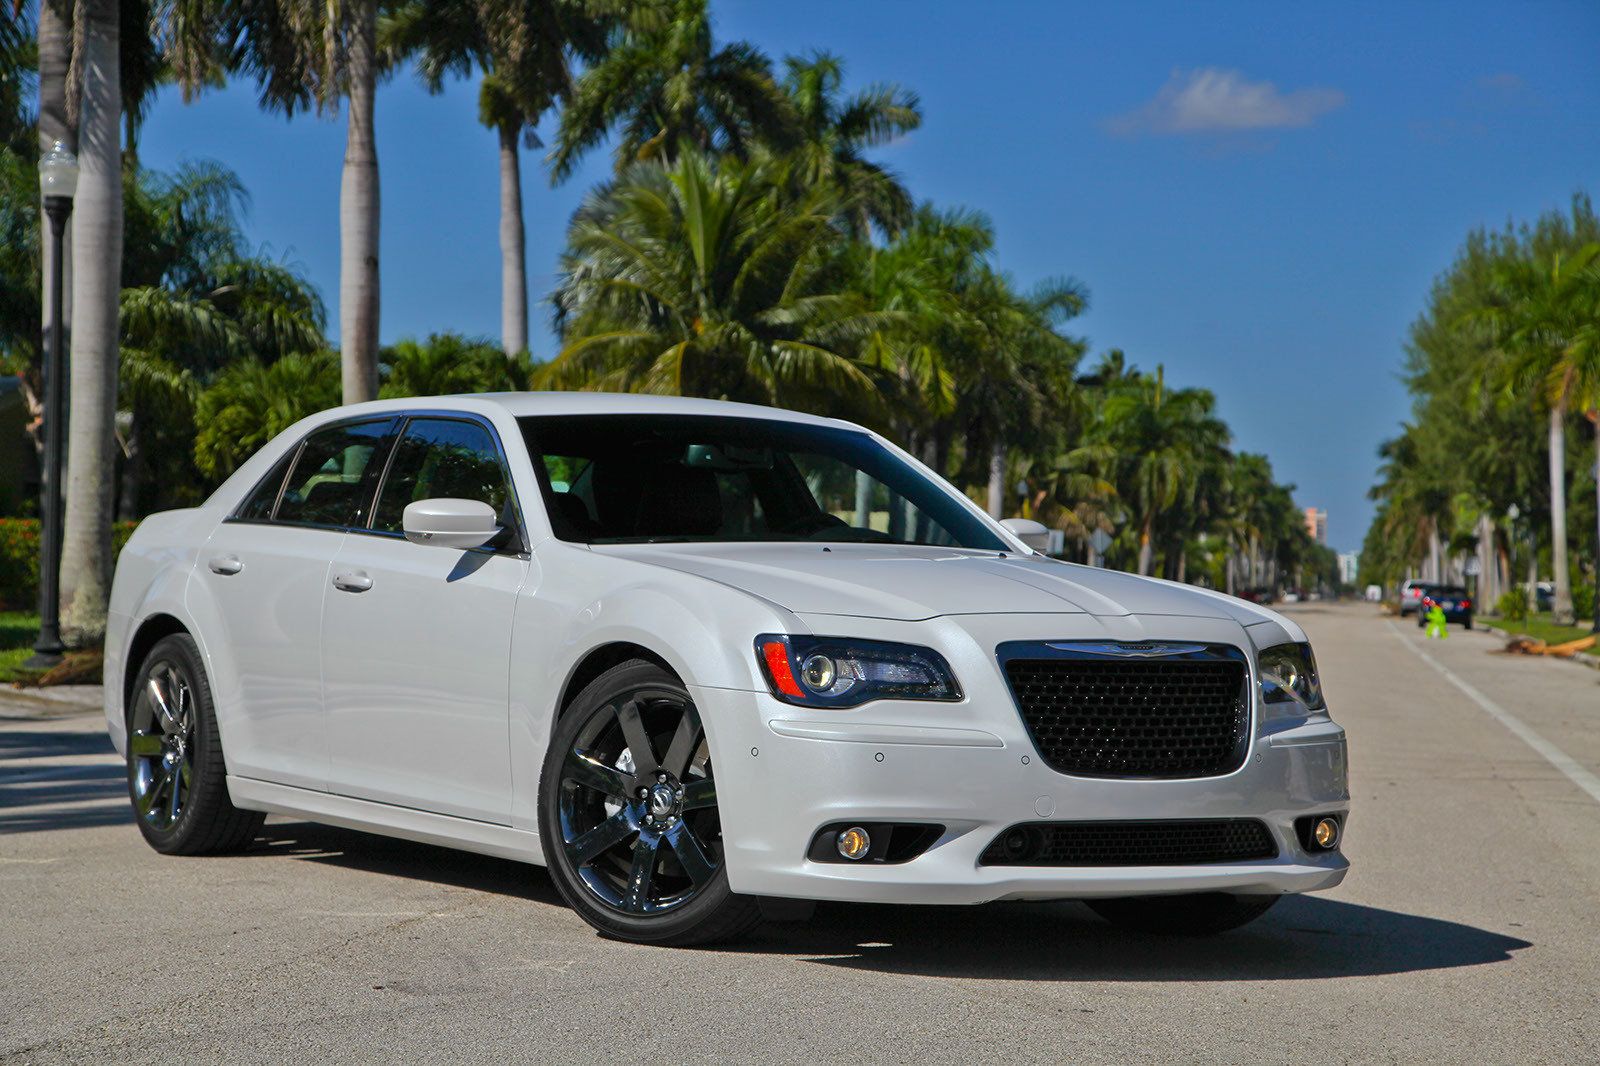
[38, 140, 79, 201]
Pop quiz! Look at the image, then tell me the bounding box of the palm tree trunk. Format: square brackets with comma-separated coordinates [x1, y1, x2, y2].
[1137, 514, 1154, 576]
[59, 0, 121, 647]
[1547, 401, 1574, 624]
[497, 123, 528, 357]
[986, 440, 1005, 518]
[339, 0, 380, 404]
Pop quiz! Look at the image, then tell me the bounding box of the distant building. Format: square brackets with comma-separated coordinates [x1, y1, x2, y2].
[1304, 507, 1327, 545]
[1338, 551, 1359, 586]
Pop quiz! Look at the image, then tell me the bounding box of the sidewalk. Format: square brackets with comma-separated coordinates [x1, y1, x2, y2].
[0, 683, 103, 720]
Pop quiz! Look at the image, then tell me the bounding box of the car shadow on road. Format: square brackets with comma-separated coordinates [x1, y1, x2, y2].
[733, 895, 1532, 982]
[254, 821, 567, 907]
[253, 821, 1528, 981]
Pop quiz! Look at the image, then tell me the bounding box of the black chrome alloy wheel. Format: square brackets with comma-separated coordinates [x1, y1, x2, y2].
[126, 633, 263, 855]
[539, 660, 760, 945]
[129, 658, 196, 832]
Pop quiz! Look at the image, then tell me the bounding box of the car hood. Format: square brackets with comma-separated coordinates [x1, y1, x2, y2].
[593, 542, 1278, 624]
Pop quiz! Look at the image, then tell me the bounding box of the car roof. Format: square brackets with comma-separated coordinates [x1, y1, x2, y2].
[321, 391, 858, 430]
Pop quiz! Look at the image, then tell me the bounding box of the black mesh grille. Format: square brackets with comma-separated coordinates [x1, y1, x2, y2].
[1003, 655, 1248, 778]
[980, 819, 1278, 866]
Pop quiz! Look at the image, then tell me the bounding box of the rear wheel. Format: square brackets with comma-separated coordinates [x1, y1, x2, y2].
[1086, 892, 1279, 935]
[1463, 614, 1473, 630]
[537, 660, 760, 946]
[127, 633, 263, 854]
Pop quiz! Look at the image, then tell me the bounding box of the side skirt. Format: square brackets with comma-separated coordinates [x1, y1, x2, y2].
[227, 775, 547, 866]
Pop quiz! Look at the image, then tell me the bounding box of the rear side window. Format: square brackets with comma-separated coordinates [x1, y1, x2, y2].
[236, 451, 295, 521]
[371, 418, 513, 534]
[275, 421, 393, 528]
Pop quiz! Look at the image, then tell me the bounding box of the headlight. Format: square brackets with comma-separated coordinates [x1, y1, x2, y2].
[1257, 642, 1325, 711]
[755, 635, 962, 708]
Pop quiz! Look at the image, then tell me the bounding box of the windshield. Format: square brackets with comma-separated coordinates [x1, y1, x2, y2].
[518, 414, 1006, 550]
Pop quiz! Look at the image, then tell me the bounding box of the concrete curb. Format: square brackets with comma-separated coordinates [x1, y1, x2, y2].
[0, 683, 104, 719]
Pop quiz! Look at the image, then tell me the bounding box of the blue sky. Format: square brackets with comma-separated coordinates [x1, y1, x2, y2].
[134, 0, 1600, 552]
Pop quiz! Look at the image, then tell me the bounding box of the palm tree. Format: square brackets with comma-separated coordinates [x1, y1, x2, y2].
[215, 0, 384, 404]
[1097, 365, 1229, 576]
[58, 0, 121, 644]
[383, 0, 613, 357]
[549, 0, 796, 181]
[541, 149, 884, 417]
[381, 332, 531, 396]
[777, 50, 920, 237]
[194, 351, 342, 480]
[1473, 240, 1600, 624]
[117, 161, 327, 515]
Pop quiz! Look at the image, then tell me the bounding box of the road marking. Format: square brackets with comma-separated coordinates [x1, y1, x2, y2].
[1387, 621, 1600, 806]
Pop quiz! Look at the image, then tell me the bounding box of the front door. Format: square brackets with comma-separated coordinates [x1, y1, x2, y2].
[322, 415, 528, 824]
[198, 417, 394, 790]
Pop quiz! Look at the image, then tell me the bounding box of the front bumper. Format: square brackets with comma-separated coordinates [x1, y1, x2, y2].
[700, 685, 1349, 906]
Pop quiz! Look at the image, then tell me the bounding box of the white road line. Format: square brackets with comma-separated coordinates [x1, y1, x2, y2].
[1387, 621, 1600, 806]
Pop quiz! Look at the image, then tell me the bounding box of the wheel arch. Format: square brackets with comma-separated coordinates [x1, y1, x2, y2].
[556, 641, 678, 719]
[123, 613, 192, 722]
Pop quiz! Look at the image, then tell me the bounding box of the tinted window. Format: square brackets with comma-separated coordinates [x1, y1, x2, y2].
[236, 450, 295, 521]
[372, 418, 512, 534]
[275, 421, 392, 528]
[519, 414, 1006, 550]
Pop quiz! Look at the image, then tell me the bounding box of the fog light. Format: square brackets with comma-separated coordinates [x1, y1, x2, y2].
[1312, 817, 1339, 850]
[836, 826, 871, 860]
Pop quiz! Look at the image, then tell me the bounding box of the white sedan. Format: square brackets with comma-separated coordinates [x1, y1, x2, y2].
[105, 393, 1349, 945]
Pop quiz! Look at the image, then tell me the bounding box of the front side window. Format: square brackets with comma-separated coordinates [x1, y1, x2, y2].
[519, 414, 1005, 550]
[372, 418, 513, 534]
[275, 420, 392, 528]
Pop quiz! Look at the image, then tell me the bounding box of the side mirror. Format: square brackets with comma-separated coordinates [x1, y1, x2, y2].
[402, 498, 500, 550]
[999, 517, 1051, 553]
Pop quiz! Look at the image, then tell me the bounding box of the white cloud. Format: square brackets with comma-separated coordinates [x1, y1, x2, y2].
[1109, 68, 1346, 137]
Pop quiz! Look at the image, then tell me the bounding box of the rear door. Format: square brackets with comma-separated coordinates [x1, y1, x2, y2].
[196, 417, 396, 791]
[321, 414, 529, 824]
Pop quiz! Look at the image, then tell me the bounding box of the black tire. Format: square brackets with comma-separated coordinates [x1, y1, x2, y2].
[126, 633, 263, 855]
[1463, 614, 1473, 630]
[1417, 614, 1425, 628]
[537, 659, 760, 946]
[1085, 892, 1279, 935]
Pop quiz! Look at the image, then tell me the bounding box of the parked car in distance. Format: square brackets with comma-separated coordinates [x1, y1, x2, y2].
[1399, 579, 1429, 617]
[104, 393, 1349, 945]
[1417, 584, 1472, 629]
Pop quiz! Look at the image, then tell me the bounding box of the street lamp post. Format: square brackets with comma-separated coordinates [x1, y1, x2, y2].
[26, 141, 78, 670]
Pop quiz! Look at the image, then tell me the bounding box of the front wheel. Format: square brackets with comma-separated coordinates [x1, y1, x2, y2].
[537, 660, 760, 946]
[1086, 893, 1279, 935]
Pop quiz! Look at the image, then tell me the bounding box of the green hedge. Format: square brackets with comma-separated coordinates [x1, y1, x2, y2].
[0, 519, 139, 611]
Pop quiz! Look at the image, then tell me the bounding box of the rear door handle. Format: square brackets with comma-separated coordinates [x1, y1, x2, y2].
[332, 571, 373, 593]
[208, 555, 243, 576]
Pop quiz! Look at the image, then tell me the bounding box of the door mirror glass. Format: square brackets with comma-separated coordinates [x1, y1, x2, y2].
[402, 498, 500, 549]
[999, 517, 1051, 553]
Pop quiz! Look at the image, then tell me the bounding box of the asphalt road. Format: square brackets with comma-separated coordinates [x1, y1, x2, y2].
[3, 602, 1598, 1064]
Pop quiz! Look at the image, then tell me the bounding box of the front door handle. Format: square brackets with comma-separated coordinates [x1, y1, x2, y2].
[208, 555, 243, 576]
[332, 570, 373, 593]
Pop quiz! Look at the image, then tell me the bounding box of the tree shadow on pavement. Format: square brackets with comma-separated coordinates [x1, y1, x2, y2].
[251, 821, 1527, 981]
[0, 728, 130, 834]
